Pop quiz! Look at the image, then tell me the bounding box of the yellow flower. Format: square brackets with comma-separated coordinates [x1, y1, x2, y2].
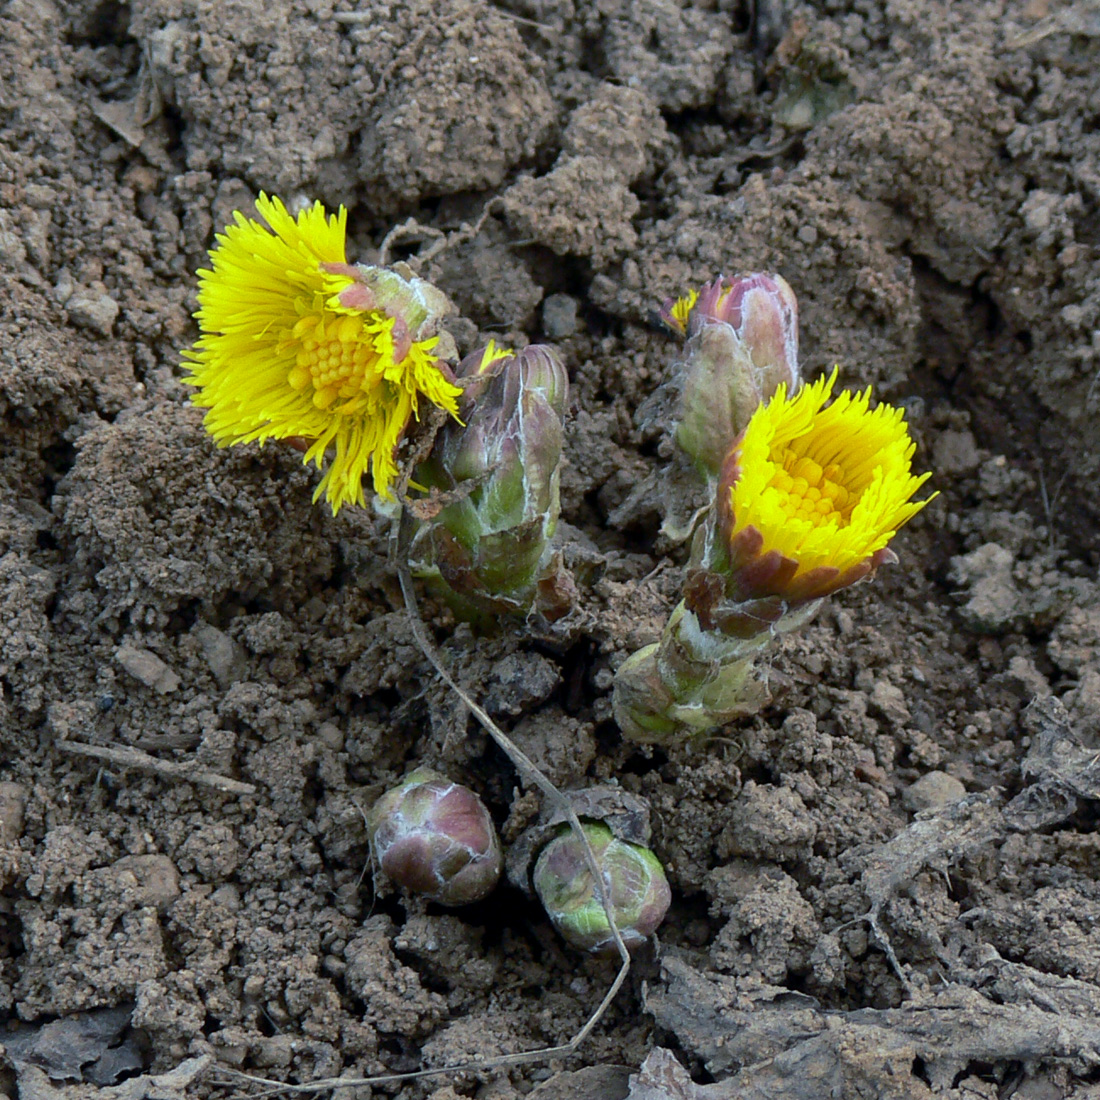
[719, 368, 935, 601]
[669, 289, 699, 332]
[656, 288, 699, 335]
[183, 194, 462, 514]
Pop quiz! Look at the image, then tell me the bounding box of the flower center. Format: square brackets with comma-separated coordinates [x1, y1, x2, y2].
[767, 450, 853, 523]
[287, 314, 381, 410]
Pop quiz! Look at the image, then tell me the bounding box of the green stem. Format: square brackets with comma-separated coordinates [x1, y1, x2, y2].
[612, 599, 820, 744]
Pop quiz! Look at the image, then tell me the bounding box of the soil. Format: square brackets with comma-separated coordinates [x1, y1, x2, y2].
[3, 0, 1100, 1097]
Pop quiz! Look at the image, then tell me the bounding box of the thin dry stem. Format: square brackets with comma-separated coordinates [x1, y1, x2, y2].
[56, 741, 257, 795]
[377, 219, 446, 267]
[378, 197, 503, 269]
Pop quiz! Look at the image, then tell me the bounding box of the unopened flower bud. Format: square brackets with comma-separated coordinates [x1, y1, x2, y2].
[670, 273, 799, 476]
[368, 768, 502, 906]
[418, 342, 571, 617]
[532, 821, 671, 954]
[319, 261, 454, 350]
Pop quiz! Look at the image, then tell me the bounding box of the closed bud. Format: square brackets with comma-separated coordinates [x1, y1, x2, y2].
[319, 262, 455, 356]
[368, 768, 502, 906]
[418, 343, 571, 617]
[671, 273, 799, 476]
[532, 821, 671, 955]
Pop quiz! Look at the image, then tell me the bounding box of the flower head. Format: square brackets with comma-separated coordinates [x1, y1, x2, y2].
[718, 368, 934, 603]
[183, 194, 462, 514]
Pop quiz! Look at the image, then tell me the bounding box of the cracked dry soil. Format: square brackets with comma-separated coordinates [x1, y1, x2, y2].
[4, 0, 1100, 1098]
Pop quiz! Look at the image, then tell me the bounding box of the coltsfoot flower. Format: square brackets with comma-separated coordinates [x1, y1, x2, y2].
[660, 274, 800, 476]
[184, 194, 462, 514]
[532, 821, 671, 955]
[614, 365, 935, 744]
[367, 768, 502, 907]
[715, 367, 934, 604]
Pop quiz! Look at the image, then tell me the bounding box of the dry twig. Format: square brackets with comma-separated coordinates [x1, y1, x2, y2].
[56, 741, 256, 796]
[378, 197, 503, 268]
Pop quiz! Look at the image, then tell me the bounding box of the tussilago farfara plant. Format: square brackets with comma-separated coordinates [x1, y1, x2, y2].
[184, 196, 571, 620]
[613, 277, 935, 743]
[183, 200, 932, 743]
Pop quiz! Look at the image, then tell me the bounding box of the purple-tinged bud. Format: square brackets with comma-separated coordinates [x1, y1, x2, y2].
[368, 768, 502, 907]
[417, 342, 571, 618]
[532, 821, 671, 955]
[319, 262, 454, 346]
[673, 273, 800, 476]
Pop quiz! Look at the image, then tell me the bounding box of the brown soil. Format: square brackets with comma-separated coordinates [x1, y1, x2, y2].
[3, 0, 1100, 1098]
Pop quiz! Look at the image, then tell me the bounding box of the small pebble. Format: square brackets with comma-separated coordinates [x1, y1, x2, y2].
[870, 679, 911, 725]
[110, 853, 181, 910]
[67, 288, 120, 336]
[53, 269, 74, 304]
[242, 974, 265, 999]
[192, 621, 247, 687]
[115, 644, 181, 694]
[317, 721, 345, 751]
[932, 429, 981, 475]
[0, 781, 28, 843]
[542, 293, 579, 339]
[485, 651, 562, 716]
[211, 883, 242, 911]
[904, 771, 966, 812]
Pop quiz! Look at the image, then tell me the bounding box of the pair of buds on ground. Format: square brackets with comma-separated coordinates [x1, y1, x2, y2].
[368, 768, 671, 955]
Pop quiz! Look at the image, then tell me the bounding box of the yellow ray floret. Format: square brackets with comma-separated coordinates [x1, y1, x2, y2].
[183, 193, 461, 514]
[472, 339, 515, 375]
[667, 289, 699, 333]
[730, 368, 935, 578]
